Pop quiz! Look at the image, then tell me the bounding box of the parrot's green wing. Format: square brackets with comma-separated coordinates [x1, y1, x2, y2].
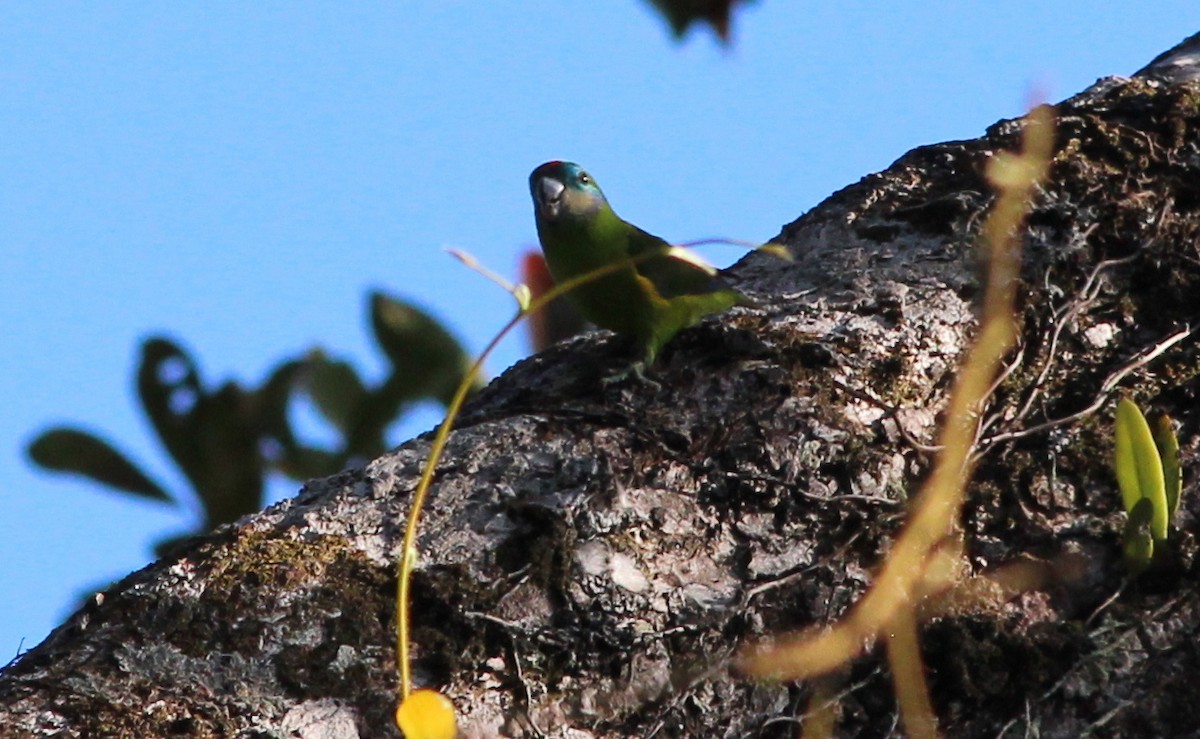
[624, 225, 732, 300]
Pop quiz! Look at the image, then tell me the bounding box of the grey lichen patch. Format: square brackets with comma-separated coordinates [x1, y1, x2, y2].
[280, 698, 363, 739]
[109, 642, 287, 714]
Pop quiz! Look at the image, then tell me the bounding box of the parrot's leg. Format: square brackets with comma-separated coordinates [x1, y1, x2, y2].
[601, 361, 661, 388]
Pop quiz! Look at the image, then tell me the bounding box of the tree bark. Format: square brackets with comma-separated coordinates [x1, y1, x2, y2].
[4, 34, 1200, 739]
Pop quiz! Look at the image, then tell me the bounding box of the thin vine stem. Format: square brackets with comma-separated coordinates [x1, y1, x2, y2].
[396, 255, 651, 698]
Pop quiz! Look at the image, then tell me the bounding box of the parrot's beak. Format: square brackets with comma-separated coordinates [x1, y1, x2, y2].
[536, 176, 565, 218]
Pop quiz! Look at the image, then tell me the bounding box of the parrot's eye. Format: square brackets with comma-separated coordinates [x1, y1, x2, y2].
[578, 172, 591, 185]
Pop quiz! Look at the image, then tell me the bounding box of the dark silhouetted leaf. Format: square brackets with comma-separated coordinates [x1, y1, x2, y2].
[275, 444, 347, 481]
[342, 376, 408, 459]
[303, 351, 370, 435]
[251, 358, 305, 453]
[137, 337, 268, 528]
[193, 381, 266, 528]
[369, 291, 479, 406]
[28, 427, 172, 503]
[153, 531, 205, 559]
[646, 0, 753, 41]
[137, 336, 208, 496]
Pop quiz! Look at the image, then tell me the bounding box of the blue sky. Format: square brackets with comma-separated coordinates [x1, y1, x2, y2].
[2, 3, 1196, 654]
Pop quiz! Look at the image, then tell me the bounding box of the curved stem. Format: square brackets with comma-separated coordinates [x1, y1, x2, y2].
[395, 257, 634, 698]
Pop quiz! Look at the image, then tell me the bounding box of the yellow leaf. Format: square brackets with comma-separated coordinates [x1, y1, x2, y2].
[756, 242, 794, 261]
[664, 245, 717, 274]
[513, 283, 533, 312]
[396, 689, 457, 739]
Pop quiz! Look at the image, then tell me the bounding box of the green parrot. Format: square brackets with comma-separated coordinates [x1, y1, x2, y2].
[529, 160, 748, 379]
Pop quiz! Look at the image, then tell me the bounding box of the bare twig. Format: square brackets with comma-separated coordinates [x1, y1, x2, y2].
[980, 324, 1195, 448]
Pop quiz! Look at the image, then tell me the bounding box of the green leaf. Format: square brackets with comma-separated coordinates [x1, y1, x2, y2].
[274, 444, 346, 481]
[251, 358, 305, 451]
[302, 351, 370, 435]
[369, 291, 479, 405]
[137, 336, 208, 496]
[27, 427, 172, 503]
[153, 531, 201, 559]
[194, 382, 266, 528]
[341, 376, 406, 458]
[137, 337, 267, 528]
[1153, 414, 1183, 520]
[1122, 497, 1156, 574]
[1113, 397, 1169, 541]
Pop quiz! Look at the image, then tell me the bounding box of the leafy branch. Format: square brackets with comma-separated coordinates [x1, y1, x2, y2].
[26, 291, 477, 553]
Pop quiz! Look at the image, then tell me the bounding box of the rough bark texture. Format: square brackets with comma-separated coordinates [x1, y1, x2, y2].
[4, 35, 1200, 739]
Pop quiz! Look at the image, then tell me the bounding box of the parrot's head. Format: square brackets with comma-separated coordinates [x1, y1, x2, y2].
[530, 161, 608, 223]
